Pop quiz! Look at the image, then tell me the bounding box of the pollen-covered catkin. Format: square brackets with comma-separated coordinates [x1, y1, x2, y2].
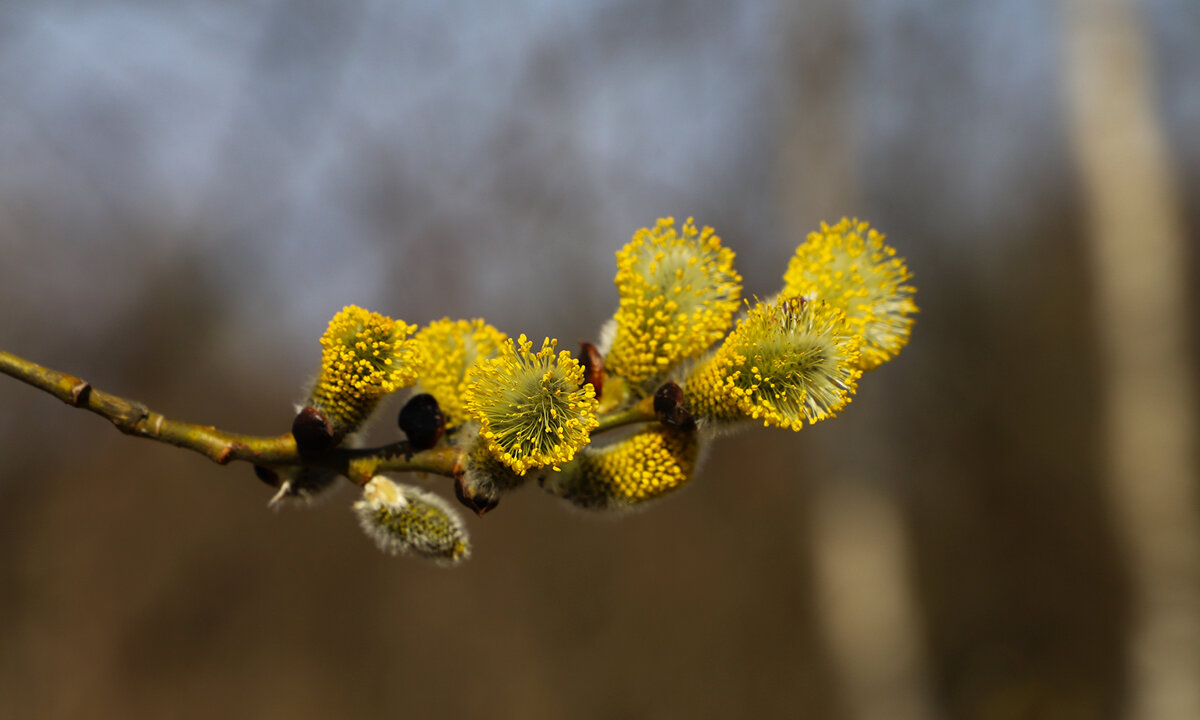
[309, 305, 419, 439]
[783, 218, 917, 369]
[463, 335, 599, 475]
[605, 217, 741, 392]
[684, 297, 862, 431]
[412, 318, 507, 426]
[542, 426, 699, 509]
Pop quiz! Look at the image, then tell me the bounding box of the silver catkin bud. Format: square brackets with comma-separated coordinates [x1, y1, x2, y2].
[353, 476, 470, 566]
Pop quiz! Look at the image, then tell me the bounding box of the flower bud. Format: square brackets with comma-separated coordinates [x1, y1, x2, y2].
[353, 476, 470, 565]
[292, 406, 335, 452]
[653, 380, 694, 429]
[455, 474, 500, 516]
[579, 341, 606, 401]
[397, 393, 445, 450]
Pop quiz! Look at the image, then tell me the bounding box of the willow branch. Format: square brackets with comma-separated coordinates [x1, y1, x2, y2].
[0, 349, 666, 487]
[0, 349, 462, 485]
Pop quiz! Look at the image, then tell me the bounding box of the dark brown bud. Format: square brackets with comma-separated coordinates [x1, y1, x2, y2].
[653, 381, 695, 430]
[398, 393, 445, 450]
[69, 381, 91, 406]
[253, 464, 280, 487]
[292, 406, 335, 452]
[455, 474, 500, 516]
[579, 341, 605, 400]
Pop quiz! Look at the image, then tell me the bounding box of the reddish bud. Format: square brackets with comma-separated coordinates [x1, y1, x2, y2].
[579, 341, 605, 400]
[654, 381, 695, 430]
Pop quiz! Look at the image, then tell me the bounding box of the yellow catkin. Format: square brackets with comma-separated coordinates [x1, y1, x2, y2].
[463, 335, 599, 475]
[462, 431, 527, 491]
[783, 218, 917, 370]
[412, 318, 507, 426]
[310, 305, 418, 436]
[606, 217, 742, 392]
[684, 297, 862, 431]
[545, 427, 698, 509]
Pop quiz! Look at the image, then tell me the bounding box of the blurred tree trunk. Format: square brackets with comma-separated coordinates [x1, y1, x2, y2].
[1063, 0, 1200, 718]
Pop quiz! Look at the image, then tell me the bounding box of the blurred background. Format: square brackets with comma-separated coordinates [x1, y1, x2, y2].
[1, 1, 1197, 718]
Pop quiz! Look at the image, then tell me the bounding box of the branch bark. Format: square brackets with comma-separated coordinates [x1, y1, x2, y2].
[0, 349, 660, 486]
[0, 349, 458, 484]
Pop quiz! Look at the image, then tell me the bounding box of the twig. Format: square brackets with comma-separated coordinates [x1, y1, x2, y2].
[0, 349, 457, 484]
[594, 395, 657, 433]
[0, 349, 657, 486]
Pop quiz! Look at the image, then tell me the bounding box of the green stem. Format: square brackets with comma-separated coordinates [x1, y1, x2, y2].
[594, 395, 657, 434]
